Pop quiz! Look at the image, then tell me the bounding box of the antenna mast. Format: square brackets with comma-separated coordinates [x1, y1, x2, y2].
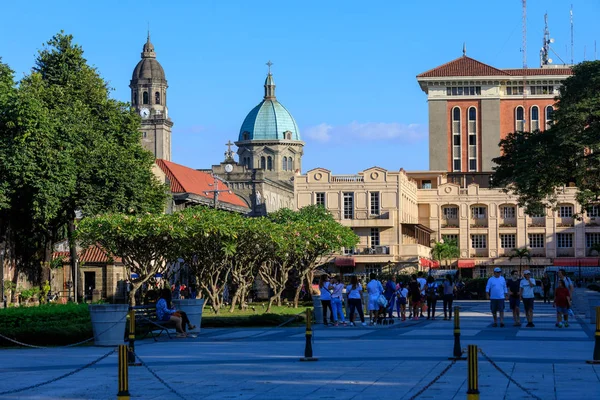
[540, 13, 551, 66]
[570, 5, 574, 64]
[522, 0, 528, 131]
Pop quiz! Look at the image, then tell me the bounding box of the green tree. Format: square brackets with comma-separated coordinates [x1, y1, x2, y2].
[509, 247, 531, 274]
[491, 61, 600, 215]
[431, 238, 460, 268]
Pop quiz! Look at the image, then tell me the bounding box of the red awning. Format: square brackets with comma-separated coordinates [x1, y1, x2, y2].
[419, 258, 430, 268]
[457, 260, 476, 269]
[335, 256, 355, 267]
[431, 260, 440, 268]
[553, 258, 600, 267]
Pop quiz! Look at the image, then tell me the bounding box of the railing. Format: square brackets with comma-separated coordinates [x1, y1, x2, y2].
[441, 218, 459, 228]
[331, 175, 364, 182]
[343, 245, 391, 256]
[470, 219, 488, 228]
[527, 217, 546, 227]
[470, 249, 489, 258]
[557, 217, 574, 227]
[498, 218, 517, 228]
[585, 217, 599, 227]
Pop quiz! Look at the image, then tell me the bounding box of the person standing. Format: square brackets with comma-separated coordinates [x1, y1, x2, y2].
[520, 270, 536, 328]
[346, 276, 367, 326]
[408, 275, 422, 321]
[485, 267, 508, 327]
[366, 273, 384, 325]
[396, 283, 408, 321]
[330, 276, 346, 326]
[507, 270, 522, 327]
[553, 279, 572, 328]
[384, 276, 397, 318]
[541, 272, 551, 304]
[318, 275, 333, 326]
[425, 276, 438, 320]
[557, 269, 574, 298]
[442, 274, 455, 320]
[416, 272, 427, 318]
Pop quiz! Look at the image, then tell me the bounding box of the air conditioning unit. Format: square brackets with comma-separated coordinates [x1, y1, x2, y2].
[374, 245, 387, 255]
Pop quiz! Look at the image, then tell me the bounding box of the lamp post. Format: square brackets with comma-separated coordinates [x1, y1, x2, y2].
[67, 280, 73, 302]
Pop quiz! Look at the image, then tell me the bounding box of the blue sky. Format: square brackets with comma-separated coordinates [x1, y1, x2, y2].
[1, 0, 599, 174]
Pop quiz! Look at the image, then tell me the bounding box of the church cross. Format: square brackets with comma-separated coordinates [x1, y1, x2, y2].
[266, 60, 273, 74]
[226, 140, 234, 153]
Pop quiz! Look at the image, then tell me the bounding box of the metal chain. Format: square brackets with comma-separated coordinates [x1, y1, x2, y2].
[478, 348, 543, 400]
[134, 352, 189, 400]
[408, 359, 457, 400]
[0, 313, 128, 349]
[0, 348, 116, 396]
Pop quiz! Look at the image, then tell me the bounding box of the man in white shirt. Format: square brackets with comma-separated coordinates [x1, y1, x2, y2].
[486, 267, 508, 327]
[520, 270, 536, 327]
[416, 272, 427, 318]
[557, 269, 574, 297]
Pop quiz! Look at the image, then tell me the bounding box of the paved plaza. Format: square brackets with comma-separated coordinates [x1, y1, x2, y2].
[0, 299, 599, 400]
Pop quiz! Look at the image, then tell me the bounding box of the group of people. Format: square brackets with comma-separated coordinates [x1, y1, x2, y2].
[317, 271, 459, 326]
[486, 268, 575, 328]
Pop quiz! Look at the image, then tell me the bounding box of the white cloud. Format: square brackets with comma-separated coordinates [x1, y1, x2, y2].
[304, 121, 426, 143]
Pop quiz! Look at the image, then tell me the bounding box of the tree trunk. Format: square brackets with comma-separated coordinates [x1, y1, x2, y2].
[293, 283, 302, 308]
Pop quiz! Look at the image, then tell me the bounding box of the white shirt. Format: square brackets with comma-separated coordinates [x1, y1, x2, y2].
[319, 281, 332, 300]
[486, 276, 508, 300]
[346, 284, 362, 299]
[417, 277, 427, 295]
[331, 283, 344, 299]
[520, 277, 536, 299]
[366, 279, 383, 297]
[397, 288, 408, 298]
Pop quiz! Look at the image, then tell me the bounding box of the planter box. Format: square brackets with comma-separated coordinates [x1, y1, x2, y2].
[312, 295, 323, 324]
[172, 299, 204, 333]
[88, 304, 129, 346]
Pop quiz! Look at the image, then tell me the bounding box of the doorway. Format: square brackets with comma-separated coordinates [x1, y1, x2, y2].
[84, 271, 96, 302]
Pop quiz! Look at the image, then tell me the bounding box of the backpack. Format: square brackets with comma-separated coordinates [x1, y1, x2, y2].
[426, 283, 437, 298]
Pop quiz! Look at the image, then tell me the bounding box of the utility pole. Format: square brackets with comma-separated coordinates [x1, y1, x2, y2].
[204, 175, 232, 209]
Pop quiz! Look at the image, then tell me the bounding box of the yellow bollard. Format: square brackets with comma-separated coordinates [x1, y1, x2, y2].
[449, 306, 466, 360]
[466, 344, 480, 399]
[586, 306, 600, 364]
[299, 308, 318, 361]
[117, 344, 130, 400]
[127, 309, 140, 366]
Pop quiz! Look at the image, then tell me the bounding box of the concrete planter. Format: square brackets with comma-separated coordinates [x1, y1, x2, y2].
[312, 295, 323, 324]
[588, 299, 600, 324]
[172, 299, 204, 333]
[88, 304, 128, 346]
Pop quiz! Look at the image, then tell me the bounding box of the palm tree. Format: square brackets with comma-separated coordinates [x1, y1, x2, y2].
[509, 247, 531, 274]
[431, 239, 460, 269]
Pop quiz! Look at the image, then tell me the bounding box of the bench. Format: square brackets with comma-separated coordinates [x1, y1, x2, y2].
[129, 304, 177, 341]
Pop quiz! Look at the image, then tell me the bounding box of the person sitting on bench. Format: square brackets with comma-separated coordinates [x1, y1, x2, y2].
[156, 288, 196, 338]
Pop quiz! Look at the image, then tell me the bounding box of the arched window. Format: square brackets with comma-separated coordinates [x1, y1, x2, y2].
[282, 157, 287, 171]
[530, 106, 539, 131]
[515, 106, 525, 131]
[267, 156, 273, 171]
[260, 157, 266, 170]
[285, 131, 292, 140]
[143, 91, 149, 105]
[545, 106, 554, 130]
[468, 107, 477, 171]
[289, 158, 294, 171]
[133, 91, 137, 105]
[452, 107, 461, 172]
[243, 132, 249, 140]
[155, 91, 161, 105]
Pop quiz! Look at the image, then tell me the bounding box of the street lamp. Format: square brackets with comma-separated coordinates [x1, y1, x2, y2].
[66, 280, 73, 302]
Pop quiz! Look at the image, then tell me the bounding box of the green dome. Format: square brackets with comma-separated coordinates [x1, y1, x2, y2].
[238, 72, 301, 141]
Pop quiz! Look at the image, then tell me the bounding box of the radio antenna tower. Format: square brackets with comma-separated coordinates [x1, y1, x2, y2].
[570, 5, 574, 64]
[521, 0, 528, 131]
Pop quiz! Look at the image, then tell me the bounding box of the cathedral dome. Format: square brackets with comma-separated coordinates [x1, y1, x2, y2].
[238, 73, 300, 141]
[131, 35, 166, 81]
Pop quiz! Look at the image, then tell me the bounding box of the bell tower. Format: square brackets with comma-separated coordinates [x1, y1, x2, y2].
[130, 33, 173, 161]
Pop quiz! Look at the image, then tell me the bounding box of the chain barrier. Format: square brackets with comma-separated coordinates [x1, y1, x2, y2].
[0, 313, 128, 349]
[408, 359, 457, 400]
[0, 348, 116, 396]
[134, 351, 189, 400]
[478, 348, 543, 400]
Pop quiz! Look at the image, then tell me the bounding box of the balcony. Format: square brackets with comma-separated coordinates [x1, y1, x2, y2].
[339, 210, 395, 228]
[557, 217, 574, 227]
[398, 243, 433, 259]
[470, 249, 489, 258]
[441, 218, 459, 229]
[556, 248, 575, 257]
[527, 217, 546, 227]
[470, 219, 488, 228]
[585, 217, 600, 227]
[498, 218, 517, 228]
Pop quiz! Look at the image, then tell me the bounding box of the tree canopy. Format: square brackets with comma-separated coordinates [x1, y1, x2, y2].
[491, 61, 600, 215]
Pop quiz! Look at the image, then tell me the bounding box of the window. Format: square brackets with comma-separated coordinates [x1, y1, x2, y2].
[315, 192, 325, 207]
[421, 180, 432, 189]
[243, 132, 249, 140]
[452, 107, 461, 172]
[443, 206, 458, 219]
[471, 234, 487, 249]
[267, 156, 273, 171]
[370, 228, 380, 247]
[284, 131, 292, 140]
[155, 91, 161, 105]
[442, 234, 458, 244]
[370, 192, 380, 215]
[479, 266, 487, 278]
[142, 132, 147, 138]
[343, 192, 354, 219]
[282, 157, 288, 171]
[515, 106, 525, 131]
[528, 233, 545, 248]
[260, 157, 266, 170]
[446, 86, 481, 96]
[545, 106, 554, 130]
[557, 233, 573, 248]
[586, 233, 600, 248]
[530, 106, 539, 131]
[501, 206, 516, 219]
[500, 234, 516, 249]
[133, 91, 137, 105]
[289, 158, 294, 171]
[530, 85, 555, 95]
[559, 205, 573, 218]
[143, 91, 149, 104]
[506, 86, 524, 95]
[587, 205, 600, 217]
[471, 206, 486, 219]
[468, 107, 477, 171]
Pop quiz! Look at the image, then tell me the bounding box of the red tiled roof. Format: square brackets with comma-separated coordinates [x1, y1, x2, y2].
[52, 245, 122, 264]
[155, 159, 248, 209]
[418, 56, 573, 78]
[417, 56, 510, 78]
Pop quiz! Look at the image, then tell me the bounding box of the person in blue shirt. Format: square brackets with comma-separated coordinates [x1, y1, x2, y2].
[156, 288, 196, 338]
[384, 276, 397, 318]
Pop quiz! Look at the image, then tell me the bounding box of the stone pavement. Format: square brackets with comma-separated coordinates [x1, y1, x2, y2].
[0, 300, 599, 400]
